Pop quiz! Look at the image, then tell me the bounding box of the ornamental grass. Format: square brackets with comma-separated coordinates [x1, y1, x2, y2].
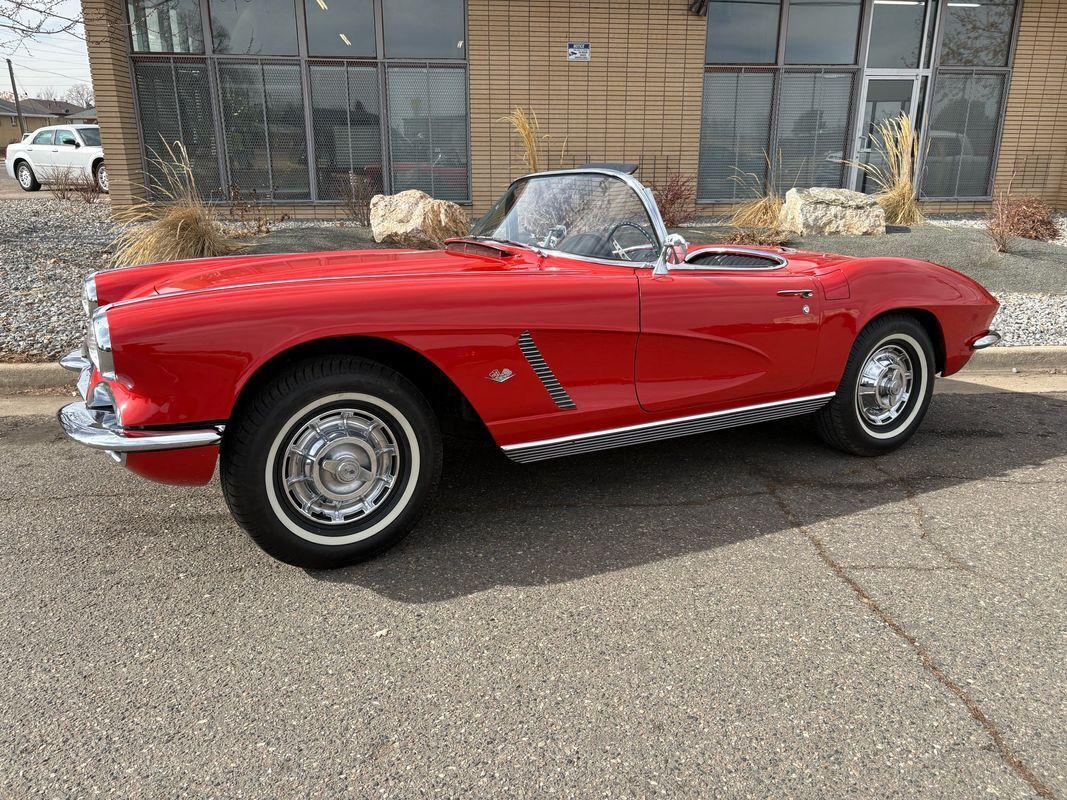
[844, 113, 924, 226]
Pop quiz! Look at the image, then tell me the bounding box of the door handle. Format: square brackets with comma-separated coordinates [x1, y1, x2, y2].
[777, 289, 813, 298]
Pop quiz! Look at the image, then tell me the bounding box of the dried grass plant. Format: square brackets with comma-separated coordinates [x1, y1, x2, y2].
[111, 141, 241, 267]
[729, 153, 783, 228]
[497, 107, 567, 173]
[844, 114, 924, 226]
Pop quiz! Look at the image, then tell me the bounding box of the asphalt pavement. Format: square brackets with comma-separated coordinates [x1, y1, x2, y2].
[1, 372, 1064, 798]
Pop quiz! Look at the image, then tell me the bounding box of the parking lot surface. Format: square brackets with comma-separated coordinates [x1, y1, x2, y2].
[1, 374, 1064, 798]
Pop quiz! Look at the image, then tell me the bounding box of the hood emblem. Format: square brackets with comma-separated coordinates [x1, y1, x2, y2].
[487, 368, 514, 383]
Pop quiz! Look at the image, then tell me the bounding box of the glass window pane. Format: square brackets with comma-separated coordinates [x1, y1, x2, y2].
[382, 0, 465, 59]
[785, 0, 862, 65]
[304, 0, 375, 56]
[128, 0, 204, 53]
[705, 0, 780, 64]
[940, 0, 1016, 67]
[387, 66, 469, 202]
[263, 64, 309, 199]
[209, 0, 298, 55]
[776, 72, 853, 190]
[697, 71, 773, 200]
[218, 63, 270, 194]
[922, 72, 1005, 197]
[310, 64, 382, 200]
[857, 79, 914, 193]
[866, 0, 927, 69]
[134, 59, 221, 197]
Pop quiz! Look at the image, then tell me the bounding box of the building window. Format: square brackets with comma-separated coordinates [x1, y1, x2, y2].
[784, 0, 862, 65]
[309, 63, 382, 200]
[209, 0, 299, 55]
[133, 59, 221, 196]
[386, 65, 468, 202]
[304, 0, 376, 57]
[128, 0, 204, 53]
[382, 0, 465, 59]
[697, 71, 773, 200]
[921, 72, 1006, 198]
[776, 72, 853, 191]
[705, 0, 780, 64]
[218, 61, 309, 199]
[940, 0, 1016, 67]
[866, 0, 927, 69]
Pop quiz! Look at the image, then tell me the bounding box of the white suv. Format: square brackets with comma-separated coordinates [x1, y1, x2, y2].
[5, 124, 107, 193]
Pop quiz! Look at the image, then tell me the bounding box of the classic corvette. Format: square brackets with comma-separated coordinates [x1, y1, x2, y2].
[58, 166, 1000, 567]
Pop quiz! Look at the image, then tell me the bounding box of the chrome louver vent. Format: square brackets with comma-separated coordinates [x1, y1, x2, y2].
[518, 330, 576, 410]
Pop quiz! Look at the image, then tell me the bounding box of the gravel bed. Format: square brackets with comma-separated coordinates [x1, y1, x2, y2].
[931, 213, 1067, 248]
[1, 198, 1063, 362]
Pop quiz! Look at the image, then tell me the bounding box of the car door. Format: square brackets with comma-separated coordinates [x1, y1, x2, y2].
[23, 129, 55, 177]
[635, 256, 821, 414]
[51, 128, 85, 178]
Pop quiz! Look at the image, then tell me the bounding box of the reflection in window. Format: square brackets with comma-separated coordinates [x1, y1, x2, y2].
[776, 72, 853, 190]
[218, 62, 309, 199]
[866, 0, 927, 69]
[309, 64, 382, 200]
[387, 66, 469, 202]
[705, 0, 780, 64]
[304, 0, 375, 56]
[134, 60, 221, 196]
[922, 73, 1005, 197]
[209, 0, 298, 55]
[940, 0, 1016, 67]
[382, 0, 465, 59]
[128, 0, 204, 53]
[785, 0, 862, 65]
[697, 71, 773, 200]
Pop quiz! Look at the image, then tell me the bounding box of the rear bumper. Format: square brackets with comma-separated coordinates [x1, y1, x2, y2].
[57, 401, 223, 453]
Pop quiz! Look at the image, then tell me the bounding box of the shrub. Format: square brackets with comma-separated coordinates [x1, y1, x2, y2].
[50, 166, 103, 204]
[337, 173, 379, 226]
[721, 227, 789, 247]
[650, 172, 695, 228]
[844, 114, 923, 226]
[986, 193, 1058, 252]
[111, 141, 241, 267]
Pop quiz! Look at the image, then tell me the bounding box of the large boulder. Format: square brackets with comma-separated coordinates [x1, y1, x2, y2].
[369, 189, 469, 249]
[778, 187, 886, 236]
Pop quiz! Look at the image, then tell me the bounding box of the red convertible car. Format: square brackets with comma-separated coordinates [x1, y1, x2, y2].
[58, 166, 1000, 567]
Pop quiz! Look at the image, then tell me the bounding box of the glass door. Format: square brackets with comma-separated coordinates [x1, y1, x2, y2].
[854, 77, 923, 192]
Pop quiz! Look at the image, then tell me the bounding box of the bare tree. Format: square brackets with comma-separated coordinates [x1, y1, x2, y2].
[63, 82, 93, 107]
[35, 84, 58, 100]
[0, 0, 85, 48]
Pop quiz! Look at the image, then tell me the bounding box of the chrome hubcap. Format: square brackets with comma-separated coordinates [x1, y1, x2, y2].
[856, 344, 914, 426]
[18, 166, 31, 187]
[280, 408, 400, 525]
[98, 167, 108, 190]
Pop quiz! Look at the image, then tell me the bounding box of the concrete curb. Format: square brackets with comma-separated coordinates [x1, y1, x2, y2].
[3, 346, 1066, 395]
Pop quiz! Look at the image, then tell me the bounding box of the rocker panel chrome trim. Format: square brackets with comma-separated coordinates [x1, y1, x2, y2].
[502, 392, 835, 463]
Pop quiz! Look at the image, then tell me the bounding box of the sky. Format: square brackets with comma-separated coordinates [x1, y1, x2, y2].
[0, 0, 93, 101]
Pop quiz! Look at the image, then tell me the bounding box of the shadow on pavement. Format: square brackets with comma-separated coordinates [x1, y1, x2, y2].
[310, 386, 1066, 603]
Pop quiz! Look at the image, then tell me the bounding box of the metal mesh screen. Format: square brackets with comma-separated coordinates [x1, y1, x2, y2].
[217, 61, 309, 201]
[133, 58, 221, 198]
[386, 65, 469, 202]
[697, 70, 774, 201]
[921, 72, 1006, 198]
[309, 64, 382, 201]
[776, 72, 854, 192]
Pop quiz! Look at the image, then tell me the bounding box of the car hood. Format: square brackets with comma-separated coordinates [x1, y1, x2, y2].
[152, 245, 518, 295]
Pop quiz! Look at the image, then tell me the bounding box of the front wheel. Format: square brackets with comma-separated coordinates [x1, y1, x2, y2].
[815, 314, 936, 456]
[221, 356, 442, 568]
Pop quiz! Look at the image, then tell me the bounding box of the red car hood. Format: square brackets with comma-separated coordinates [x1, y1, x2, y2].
[152, 246, 516, 295]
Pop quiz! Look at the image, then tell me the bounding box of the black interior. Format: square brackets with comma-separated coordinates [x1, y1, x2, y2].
[685, 251, 783, 269]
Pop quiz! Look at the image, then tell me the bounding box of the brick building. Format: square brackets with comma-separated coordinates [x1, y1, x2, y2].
[84, 0, 1066, 216]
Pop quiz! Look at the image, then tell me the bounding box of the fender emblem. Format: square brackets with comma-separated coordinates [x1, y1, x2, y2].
[487, 368, 514, 383]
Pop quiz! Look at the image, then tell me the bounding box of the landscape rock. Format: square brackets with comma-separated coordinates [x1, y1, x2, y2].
[778, 187, 886, 236]
[369, 190, 469, 249]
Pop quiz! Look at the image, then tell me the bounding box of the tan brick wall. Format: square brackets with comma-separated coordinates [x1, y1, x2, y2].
[82, 0, 143, 210]
[467, 0, 707, 215]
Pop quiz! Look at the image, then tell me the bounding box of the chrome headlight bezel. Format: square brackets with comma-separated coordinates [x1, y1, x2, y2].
[82, 274, 98, 317]
[89, 307, 115, 379]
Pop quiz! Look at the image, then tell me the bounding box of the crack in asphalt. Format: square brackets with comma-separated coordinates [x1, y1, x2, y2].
[758, 471, 1059, 800]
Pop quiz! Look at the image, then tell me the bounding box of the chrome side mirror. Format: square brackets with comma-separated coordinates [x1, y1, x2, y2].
[652, 233, 689, 275]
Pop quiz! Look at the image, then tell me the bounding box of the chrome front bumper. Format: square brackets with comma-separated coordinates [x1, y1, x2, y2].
[57, 401, 223, 453]
[972, 330, 1002, 349]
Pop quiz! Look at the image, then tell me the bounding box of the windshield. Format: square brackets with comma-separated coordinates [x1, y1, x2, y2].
[471, 173, 660, 262]
[77, 127, 100, 147]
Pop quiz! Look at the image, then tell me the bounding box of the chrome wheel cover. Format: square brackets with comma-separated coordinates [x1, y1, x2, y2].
[97, 166, 108, 191]
[855, 343, 914, 426]
[279, 407, 401, 526]
[17, 165, 32, 188]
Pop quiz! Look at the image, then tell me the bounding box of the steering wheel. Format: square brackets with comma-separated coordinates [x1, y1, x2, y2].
[606, 222, 658, 261]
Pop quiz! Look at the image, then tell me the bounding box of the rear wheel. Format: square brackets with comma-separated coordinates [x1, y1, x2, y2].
[16, 162, 40, 192]
[221, 356, 442, 568]
[94, 162, 109, 193]
[815, 314, 935, 456]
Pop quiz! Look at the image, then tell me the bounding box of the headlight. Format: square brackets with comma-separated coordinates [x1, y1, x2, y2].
[89, 308, 115, 378]
[82, 274, 98, 317]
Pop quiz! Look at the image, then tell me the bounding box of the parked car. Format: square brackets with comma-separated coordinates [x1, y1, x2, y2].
[57, 166, 1000, 568]
[5, 124, 107, 192]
